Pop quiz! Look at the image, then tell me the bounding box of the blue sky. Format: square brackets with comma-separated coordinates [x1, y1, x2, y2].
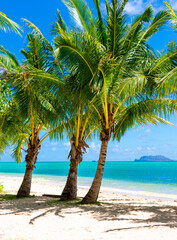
[1, 0, 177, 162]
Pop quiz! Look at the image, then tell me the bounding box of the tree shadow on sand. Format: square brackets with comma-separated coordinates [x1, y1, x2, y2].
[1, 194, 177, 231]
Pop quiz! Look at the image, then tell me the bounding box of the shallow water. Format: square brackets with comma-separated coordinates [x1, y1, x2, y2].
[1, 161, 177, 195]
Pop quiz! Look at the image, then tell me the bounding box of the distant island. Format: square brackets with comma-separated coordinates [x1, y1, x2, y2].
[134, 155, 177, 162]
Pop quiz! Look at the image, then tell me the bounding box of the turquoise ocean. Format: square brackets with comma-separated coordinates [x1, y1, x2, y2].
[1, 161, 177, 196]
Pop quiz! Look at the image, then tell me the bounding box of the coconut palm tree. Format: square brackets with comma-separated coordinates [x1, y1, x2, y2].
[50, 10, 101, 200]
[0, 33, 63, 197]
[51, 74, 98, 200]
[81, 38, 177, 203]
[53, 0, 177, 203]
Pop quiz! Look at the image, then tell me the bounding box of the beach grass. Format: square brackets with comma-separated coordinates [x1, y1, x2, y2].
[47, 197, 102, 207]
[0, 194, 35, 201]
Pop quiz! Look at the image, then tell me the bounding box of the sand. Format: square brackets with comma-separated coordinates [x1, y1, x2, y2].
[1, 175, 177, 240]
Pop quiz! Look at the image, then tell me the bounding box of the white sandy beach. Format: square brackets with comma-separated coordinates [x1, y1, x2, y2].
[1, 175, 177, 240]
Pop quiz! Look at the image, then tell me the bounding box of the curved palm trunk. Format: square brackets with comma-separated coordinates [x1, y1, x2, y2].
[17, 137, 40, 198]
[60, 158, 79, 200]
[81, 139, 109, 203]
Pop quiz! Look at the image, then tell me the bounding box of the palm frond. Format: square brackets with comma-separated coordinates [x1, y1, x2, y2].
[138, 10, 170, 42]
[11, 136, 26, 163]
[0, 45, 20, 67]
[165, 1, 177, 30]
[22, 19, 43, 36]
[113, 98, 177, 141]
[51, 9, 67, 35]
[0, 11, 22, 35]
[107, 0, 128, 56]
[93, 0, 106, 45]
[63, 0, 96, 35]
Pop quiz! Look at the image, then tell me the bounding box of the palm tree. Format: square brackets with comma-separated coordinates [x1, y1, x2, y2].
[54, 0, 177, 203]
[50, 10, 101, 200]
[51, 75, 98, 200]
[0, 33, 62, 197]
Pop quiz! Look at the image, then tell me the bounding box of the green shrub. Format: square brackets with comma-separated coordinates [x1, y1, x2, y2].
[0, 184, 4, 193]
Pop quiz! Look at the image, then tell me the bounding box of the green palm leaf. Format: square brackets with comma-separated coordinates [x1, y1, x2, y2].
[0, 11, 22, 35]
[63, 0, 96, 35]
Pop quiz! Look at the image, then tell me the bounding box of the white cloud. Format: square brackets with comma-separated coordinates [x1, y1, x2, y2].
[64, 142, 70, 147]
[124, 0, 165, 15]
[90, 142, 100, 153]
[124, 0, 144, 15]
[170, 0, 177, 10]
[100, 2, 107, 15]
[99, 0, 167, 18]
[90, 142, 96, 150]
[147, 147, 152, 151]
[145, 128, 152, 133]
[137, 146, 142, 151]
[138, 133, 146, 139]
[125, 148, 131, 152]
[64, 141, 70, 151]
[112, 145, 122, 152]
[51, 147, 57, 152]
[130, 151, 135, 155]
[112, 148, 120, 152]
[114, 144, 119, 148]
[50, 142, 58, 146]
[146, 146, 156, 151]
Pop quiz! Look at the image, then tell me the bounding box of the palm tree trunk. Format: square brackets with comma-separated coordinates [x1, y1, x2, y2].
[60, 134, 88, 201]
[17, 141, 39, 197]
[81, 139, 109, 203]
[17, 162, 34, 197]
[60, 158, 79, 200]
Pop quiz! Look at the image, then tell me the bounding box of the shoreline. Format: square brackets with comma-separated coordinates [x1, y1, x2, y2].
[1, 173, 177, 202]
[1, 161, 177, 200]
